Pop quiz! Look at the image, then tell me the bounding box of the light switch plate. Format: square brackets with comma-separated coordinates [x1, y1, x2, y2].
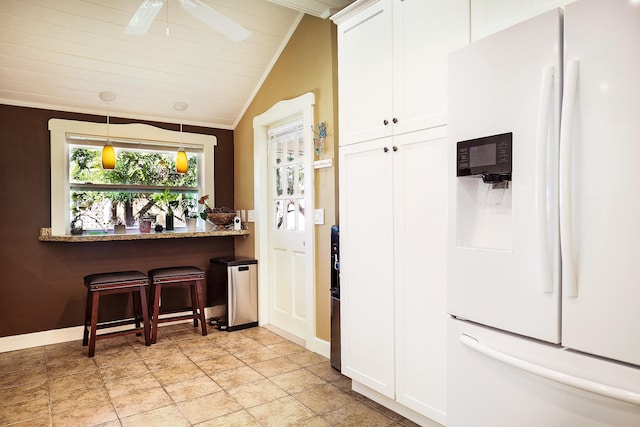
[247, 210, 256, 222]
[314, 209, 325, 225]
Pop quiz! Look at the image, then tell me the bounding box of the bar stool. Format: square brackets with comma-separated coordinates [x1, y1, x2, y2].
[83, 270, 151, 357]
[148, 266, 208, 344]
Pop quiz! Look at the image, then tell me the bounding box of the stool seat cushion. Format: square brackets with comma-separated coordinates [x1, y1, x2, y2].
[84, 271, 149, 289]
[148, 266, 204, 282]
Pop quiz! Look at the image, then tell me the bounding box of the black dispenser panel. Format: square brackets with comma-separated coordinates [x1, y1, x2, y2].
[457, 133, 512, 183]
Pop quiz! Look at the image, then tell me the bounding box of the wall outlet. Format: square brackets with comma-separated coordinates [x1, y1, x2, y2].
[247, 210, 256, 222]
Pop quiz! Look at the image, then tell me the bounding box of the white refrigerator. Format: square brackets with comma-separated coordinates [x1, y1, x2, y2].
[447, 0, 640, 425]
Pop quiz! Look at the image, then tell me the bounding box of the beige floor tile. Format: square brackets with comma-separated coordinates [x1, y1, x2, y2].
[267, 341, 306, 356]
[196, 355, 245, 376]
[132, 340, 178, 360]
[331, 375, 353, 393]
[104, 372, 162, 399]
[177, 390, 243, 424]
[248, 395, 316, 427]
[111, 386, 173, 418]
[163, 375, 222, 403]
[226, 378, 288, 408]
[294, 383, 356, 414]
[6, 415, 52, 426]
[51, 401, 119, 427]
[51, 384, 111, 414]
[250, 356, 302, 377]
[152, 361, 204, 386]
[234, 346, 281, 365]
[93, 346, 140, 368]
[0, 394, 49, 425]
[270, 368, 327, 394]
[292, 416, 333, 427]
[120, 404, 190, 427]
[361, 397, 405, 422]
[184, 345, 230, 363]
[0, 365, 47, 389]
[0, 379, 48, 408]
[143, 351, 193, 371]
[306, 362, 349, 383]
[0, 348, 46, 373]
[214, 336, 264, 354]
[46, 357, 97, 379]
[323, 401, 396, 427]
[49, 370, 104, 395]
[210, 365, 265, 390]
[194, 409, 261, 426]
[286, 351, 329, 368]
[238, 328, 288, 346]
[99, 359, 150, 382]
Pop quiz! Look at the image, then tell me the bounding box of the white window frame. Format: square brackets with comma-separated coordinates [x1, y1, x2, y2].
[48, 119, 217, 236]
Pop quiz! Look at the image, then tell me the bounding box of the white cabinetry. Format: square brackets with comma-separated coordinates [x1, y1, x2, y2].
[338, 127, 449, 425]
[333, 1, 468, 424]
[336, 0, 468, 145]
[470, 0, 577, 41]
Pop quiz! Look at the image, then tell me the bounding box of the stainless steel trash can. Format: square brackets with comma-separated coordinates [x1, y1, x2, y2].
[210, 257, 258, 331]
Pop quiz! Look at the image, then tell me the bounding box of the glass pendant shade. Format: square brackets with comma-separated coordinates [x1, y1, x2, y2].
[176, 149, 188, 173]
[102, 143, 116, 169]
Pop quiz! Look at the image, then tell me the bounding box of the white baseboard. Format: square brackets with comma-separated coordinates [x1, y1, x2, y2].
[0, 307, 223, 354]
[261, 324, 330, 359]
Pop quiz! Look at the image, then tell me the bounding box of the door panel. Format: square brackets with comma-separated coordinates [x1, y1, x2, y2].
[447, 9, 562, 343]
[561, 0, 640, 366]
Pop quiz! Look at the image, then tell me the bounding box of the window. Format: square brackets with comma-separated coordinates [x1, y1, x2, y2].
[49, 119, 216, 235]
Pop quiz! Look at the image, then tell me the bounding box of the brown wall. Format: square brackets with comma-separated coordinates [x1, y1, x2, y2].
[233, 15, 339, 341]
[0, 104, 236, 338]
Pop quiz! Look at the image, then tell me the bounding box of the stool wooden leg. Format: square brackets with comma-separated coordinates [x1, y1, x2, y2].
[190, 282, 199, 328]
[132, 290, 142, 335]
[151, 283, 161, 344]
[83, 288, 93, 347]
[195, 279, 208, 337]
[138, 284, 151, 346]
[88, 291, 100, 357]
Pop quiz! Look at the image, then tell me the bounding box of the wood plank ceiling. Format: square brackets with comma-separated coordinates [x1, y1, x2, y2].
[0, 0, 355, 128]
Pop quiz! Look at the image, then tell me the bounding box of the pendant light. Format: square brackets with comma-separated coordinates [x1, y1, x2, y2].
[174, 101, 188, 174]
[176, 124, 188, 174]
[100, 91, 117, 169]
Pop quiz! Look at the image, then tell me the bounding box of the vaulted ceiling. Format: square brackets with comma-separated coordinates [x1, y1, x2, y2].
[0, 0, 354, 128]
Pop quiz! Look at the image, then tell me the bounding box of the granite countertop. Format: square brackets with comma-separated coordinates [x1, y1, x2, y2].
[38, 227, 249, 242]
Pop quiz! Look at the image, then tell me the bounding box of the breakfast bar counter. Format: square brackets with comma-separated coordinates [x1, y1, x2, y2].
[38, 227, 249, 242]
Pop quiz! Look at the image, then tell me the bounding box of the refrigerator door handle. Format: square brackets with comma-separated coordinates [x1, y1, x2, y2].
[460, 334, 640, 406]
[536, 64, 555, 294]
[560, 59, 580, 298]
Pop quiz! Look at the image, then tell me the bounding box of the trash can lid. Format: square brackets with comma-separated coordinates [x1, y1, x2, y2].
[210, 256, 258, 266]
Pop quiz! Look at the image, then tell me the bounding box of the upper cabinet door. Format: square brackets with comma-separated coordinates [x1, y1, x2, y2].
[392, 0, 469, 135]
[337, 0, 394, 145]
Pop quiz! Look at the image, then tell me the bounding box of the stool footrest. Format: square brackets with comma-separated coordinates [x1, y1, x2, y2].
[155, 313, 203, 324]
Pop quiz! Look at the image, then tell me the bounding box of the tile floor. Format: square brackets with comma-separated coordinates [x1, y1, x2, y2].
[0, 323, 418, 427]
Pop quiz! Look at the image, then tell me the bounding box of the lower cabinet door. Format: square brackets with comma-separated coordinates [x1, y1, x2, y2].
[339, 137, 395, 398]
[393, 127, 448, 424]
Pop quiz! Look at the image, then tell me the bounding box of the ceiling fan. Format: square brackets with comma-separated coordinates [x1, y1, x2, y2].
[124, 0, 251, 42]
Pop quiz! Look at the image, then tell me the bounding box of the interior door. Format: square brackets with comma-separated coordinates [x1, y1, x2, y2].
[266, 122, 307, 339]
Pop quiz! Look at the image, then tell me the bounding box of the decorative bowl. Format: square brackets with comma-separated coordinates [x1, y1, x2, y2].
[207, 212, 236, 226]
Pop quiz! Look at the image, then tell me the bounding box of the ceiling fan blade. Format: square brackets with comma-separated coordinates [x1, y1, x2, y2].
[178, 0, 251, 42]
[125, 0, 164, 35]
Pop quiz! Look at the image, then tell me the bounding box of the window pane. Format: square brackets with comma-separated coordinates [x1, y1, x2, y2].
[286, 166, 295, 196]
[298, 164, 304, 196]
[275, 200, 284, 230]
[298, 199, 305, 232]
[275, 167, 283, 196]
[69, 146, 198, 187]
[286, 199, 296, 231]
